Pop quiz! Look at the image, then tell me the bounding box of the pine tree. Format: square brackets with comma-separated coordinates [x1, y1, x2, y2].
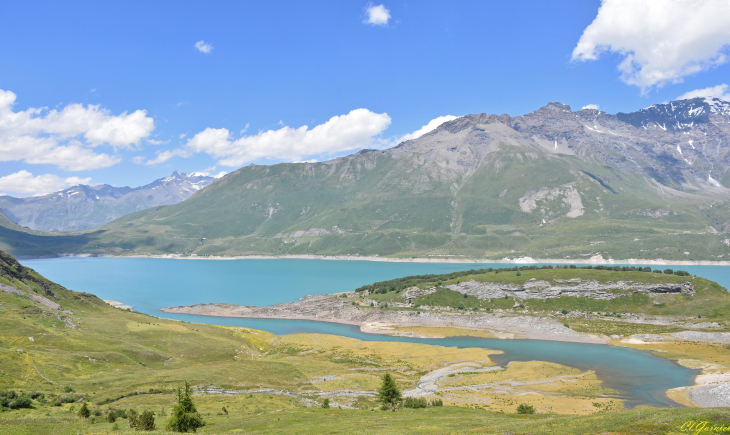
[77, 402, 90, 418]
[377, 373, 401, 408]
[165, 382, 206, 433]
[137, 410, 156, 431]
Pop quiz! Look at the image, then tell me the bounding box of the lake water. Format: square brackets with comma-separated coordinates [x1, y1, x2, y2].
[21, 257, 730, 408]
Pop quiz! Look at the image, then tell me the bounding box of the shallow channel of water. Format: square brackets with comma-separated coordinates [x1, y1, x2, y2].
[22, 257, 729, 408]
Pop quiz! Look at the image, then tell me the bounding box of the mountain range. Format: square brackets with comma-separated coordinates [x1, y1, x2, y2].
[1, 97, 730, 260]
[0, 171, 217, 232]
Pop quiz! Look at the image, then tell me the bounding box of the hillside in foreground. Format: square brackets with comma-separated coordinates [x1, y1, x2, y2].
[2, 98, 730, 261]
[2, 250, 730, 433]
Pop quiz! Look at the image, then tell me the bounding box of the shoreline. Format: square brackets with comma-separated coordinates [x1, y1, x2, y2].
[38, 252, 730, 266]
[161, 308, 610, 344]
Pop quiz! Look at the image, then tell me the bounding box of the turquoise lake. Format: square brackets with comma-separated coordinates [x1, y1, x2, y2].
[21, 257, 730, 408]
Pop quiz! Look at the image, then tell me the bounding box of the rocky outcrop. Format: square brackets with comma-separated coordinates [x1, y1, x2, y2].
[445, 278, 693, 301]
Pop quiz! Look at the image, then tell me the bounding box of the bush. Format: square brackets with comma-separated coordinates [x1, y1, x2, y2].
[430, 398, 443, 407]
[128, 409, 138, 428]
[77, 402, 90, 418]
[165, 382, 205, 433]
[403, 397, 428, 408]
[663, 269, 674, 274]
[7, 395, 33, 410]
[321, 398, 330, 409]
[137, 410, 156, 431]
[63, 386, 74, 393]
[516, 403, 535, 414]
[107, 411, 116, 423]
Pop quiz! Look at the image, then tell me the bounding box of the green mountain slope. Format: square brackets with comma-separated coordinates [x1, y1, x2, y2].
[2, 100, 730, 260]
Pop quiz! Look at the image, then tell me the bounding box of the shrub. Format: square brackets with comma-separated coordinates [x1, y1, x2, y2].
[516, 403, 535, 414]
[561, 309, 569, 315]
[663, 269, 674, 274]
[7, 395, 33, 410]
[430, 398, 443, 407]
[107, 411, 116, 423]
[128, 409, 138, 428]
[321, 398, 330, 409]
[137, 410, 155, 431]
[165, 382, 205, 433]
[403, 397, 428, 408]
[77, 402, 90, 418]
[63, 386, 74, 393]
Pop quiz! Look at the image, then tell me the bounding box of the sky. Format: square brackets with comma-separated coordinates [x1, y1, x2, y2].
[1, 0, 730, 196]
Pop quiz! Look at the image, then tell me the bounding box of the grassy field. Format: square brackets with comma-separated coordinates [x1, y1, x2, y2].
[2, 251, 730, 434]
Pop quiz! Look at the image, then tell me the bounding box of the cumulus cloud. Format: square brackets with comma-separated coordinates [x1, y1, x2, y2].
[572, 0, 730, 91]
[394, 115, 458, 143]
[194, 40, 213, 53]
[0, 170, 91, 196]
[0, 89, 154, 170]
[581, 104, 600, 110]
[677, 83, 730, 101]
[185, 108, 391, 167]
[364, 3, 391, 26]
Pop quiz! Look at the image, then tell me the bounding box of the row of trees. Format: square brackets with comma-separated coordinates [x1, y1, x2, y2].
[356, 265, 692, 295]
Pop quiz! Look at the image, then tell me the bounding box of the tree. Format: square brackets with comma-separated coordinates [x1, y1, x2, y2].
[137, 410, 156, 431]
[516, 403, 535, 414]
[377, 373, 401, 409]
[77, 402, 90, 418]
[165, 382, 206, 433]
[107, 411, 116, 423]
[321, 398, 330, 409]
[128, 409, 138, 428]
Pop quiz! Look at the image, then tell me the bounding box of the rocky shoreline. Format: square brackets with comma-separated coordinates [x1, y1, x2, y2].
[161, 292, 610, 344]
[52, 252, 730, 266]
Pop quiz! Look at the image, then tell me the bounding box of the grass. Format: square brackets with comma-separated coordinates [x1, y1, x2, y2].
[2, 402, 730, 434]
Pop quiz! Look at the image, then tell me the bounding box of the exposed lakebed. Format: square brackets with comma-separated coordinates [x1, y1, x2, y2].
[22, 257, 730, 408]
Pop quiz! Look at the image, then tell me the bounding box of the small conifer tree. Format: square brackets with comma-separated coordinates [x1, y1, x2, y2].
[321, 398, 330, 409]
[77, 402, 90, 418]
[107, 411, 116, 423]
[377, 373, 401, 409]
[165, 382, 206, 433]
[137, 410, 156, 431]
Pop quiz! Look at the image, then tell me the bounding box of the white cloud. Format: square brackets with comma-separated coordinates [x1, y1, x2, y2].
[677, 83, 730, 100]
[394, 115, 458, 143]
[572, 0, 730, 91]
[143, 148, 192, 165]
[179, 133, 187, 139]
[0, 170, 91, 196]
[194, 40, 213, 53]
[581, 104, 600, 110]
[0, 89, 153, 170]
[364, 3, 391, 26]
[185, 108, 391, 167]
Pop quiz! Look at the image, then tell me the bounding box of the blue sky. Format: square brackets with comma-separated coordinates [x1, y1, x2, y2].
[1, 0, 730, 195]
